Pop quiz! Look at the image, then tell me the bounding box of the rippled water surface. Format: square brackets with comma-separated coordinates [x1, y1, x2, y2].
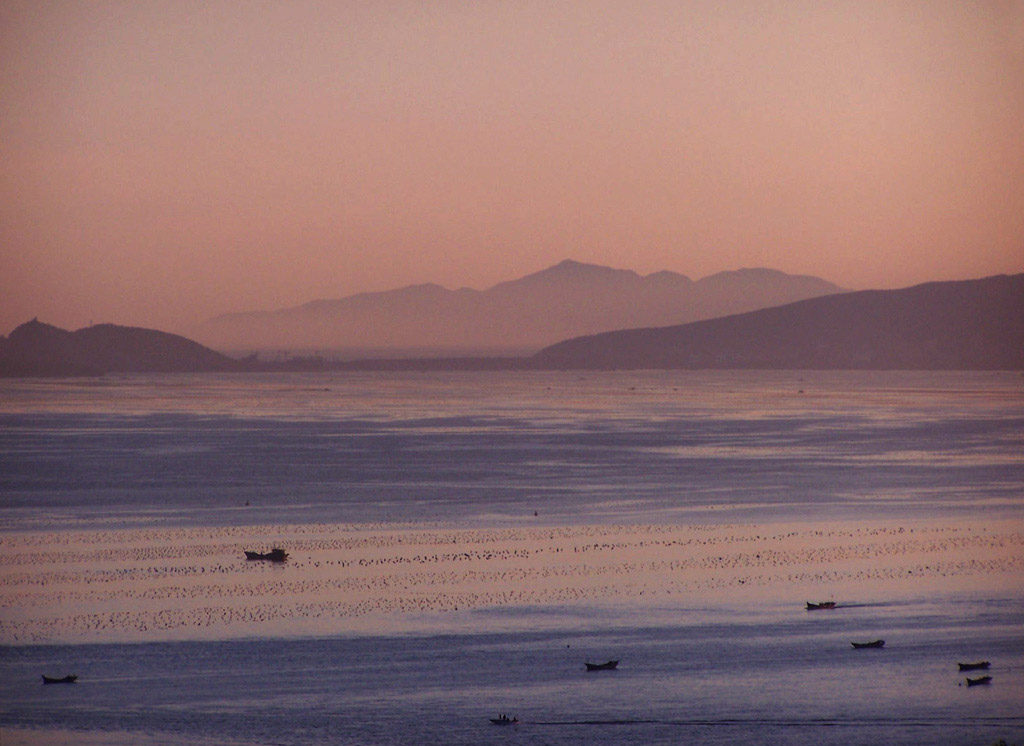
[1, 370, 1022, 528]
[4, 599, 1024, 746]
[1, 370, 1022, 744]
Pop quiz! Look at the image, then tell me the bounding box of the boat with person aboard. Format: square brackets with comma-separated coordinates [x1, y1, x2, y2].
[806, 601, 836, 610]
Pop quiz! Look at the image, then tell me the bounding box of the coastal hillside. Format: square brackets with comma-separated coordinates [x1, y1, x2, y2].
[0, 319, 241, 376]
[192, 260, 843, 353]
[532, 274, 1024, 370]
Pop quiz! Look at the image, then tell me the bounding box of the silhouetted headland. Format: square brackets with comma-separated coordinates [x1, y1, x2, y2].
[0, 319, 532, 376]
[0, 319, 243, 377]
[532, 274, 1024, 370]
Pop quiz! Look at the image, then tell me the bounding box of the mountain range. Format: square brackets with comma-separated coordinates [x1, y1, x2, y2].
[191, 260, 844, 354]
[4, 272, 1020, 377]
[533, 273, 1024, 370]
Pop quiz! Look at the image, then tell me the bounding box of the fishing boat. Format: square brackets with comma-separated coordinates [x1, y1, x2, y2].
[806, 601, 837, 610]
[244, 548, 288, 562]
[42, 675, 77, 684]
[958, 661, 990, 671]
[585, 660, 619, 671]
[966, 675, 992, 686]
[490, 715, 518, 724]
[851, 640, 885, 649]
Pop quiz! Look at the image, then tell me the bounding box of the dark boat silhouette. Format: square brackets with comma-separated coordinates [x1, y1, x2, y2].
[585, 660, 619, 671]
[42, 675, 77, 684]
[851, 640, 885, 649]
[490, 715, 518, 724]
[958, 661, 990, 671]
[244, 548, 288, 562]
[806, 601, 836, 610]
[966, 675, 992, 686]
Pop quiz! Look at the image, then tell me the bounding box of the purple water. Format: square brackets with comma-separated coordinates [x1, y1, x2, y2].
[1, 370, 1022, 745]
[1, 370, 1021, 529]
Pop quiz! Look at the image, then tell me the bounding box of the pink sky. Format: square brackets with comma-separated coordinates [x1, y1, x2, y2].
[2, 1, 1022, 334]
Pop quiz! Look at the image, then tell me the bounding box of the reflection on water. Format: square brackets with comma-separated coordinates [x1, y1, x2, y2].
[1, 370, 1022, 744]
[2, 519, 1023, 744]
[1, 371, 1022, 530]
[2, 521, 1022, 644]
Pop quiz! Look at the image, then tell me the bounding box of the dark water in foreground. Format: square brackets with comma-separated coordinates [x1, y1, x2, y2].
[3, 595, 1023, 746]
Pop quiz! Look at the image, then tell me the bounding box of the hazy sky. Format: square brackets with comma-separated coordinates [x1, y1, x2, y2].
[2, 1, 1022, 334]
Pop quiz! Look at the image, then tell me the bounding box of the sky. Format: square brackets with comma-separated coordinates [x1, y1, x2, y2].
[2, 1, 1023, 334]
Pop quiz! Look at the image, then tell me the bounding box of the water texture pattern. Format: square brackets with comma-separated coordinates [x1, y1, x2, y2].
[1, 370, 1022, 745]
[1, 370, 1022, 528]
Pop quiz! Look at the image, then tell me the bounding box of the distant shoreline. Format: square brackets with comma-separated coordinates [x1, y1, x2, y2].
[9, 358, 1024, 377]
[4, 273, 1022, 375]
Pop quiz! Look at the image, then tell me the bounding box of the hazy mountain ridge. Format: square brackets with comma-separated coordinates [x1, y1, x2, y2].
[0, 319, 241, 377]
[192, 260, 844, 353]
[4, 274, 1020, 376]
[533, 274, 1024, 370]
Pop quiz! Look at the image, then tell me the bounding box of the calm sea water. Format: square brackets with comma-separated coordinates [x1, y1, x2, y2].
[1, 370, 1022, 529]
[3, 601, 1024, 746]
[1, 370, 1023, 745]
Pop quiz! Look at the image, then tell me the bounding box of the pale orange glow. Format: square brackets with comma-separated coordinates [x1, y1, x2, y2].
[1, 1, 1022, 334]
[3, 519, 1020, 644]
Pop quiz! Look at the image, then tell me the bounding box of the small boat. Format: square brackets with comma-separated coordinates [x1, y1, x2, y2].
[966, 675, 992, 686]
[585, 660, 619, 671]
[244, 548, 288, 562]
[958, 661, 990, 671]
[490, 715, 518, 724]
[806, 601, 837, 610]
[851, 640, 885, 649]
[42, 675, 77, 684]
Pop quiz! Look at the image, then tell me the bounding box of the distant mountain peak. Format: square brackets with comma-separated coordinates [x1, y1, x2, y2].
[700, 266, 836, 282]
[535, 259, 635, 276]
[553, 259, 585, 269]
[13, 317, 54, 331]
[696, 267, 844, 294]
[644, 269, 693, 283]
[8, 318, 71, 343]
[494, 260, 641, 290]
[551, 259, 595, 271]
[192, 260, 845, 353]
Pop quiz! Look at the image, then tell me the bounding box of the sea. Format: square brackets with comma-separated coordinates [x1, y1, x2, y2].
[1, 370, 1022, 745]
